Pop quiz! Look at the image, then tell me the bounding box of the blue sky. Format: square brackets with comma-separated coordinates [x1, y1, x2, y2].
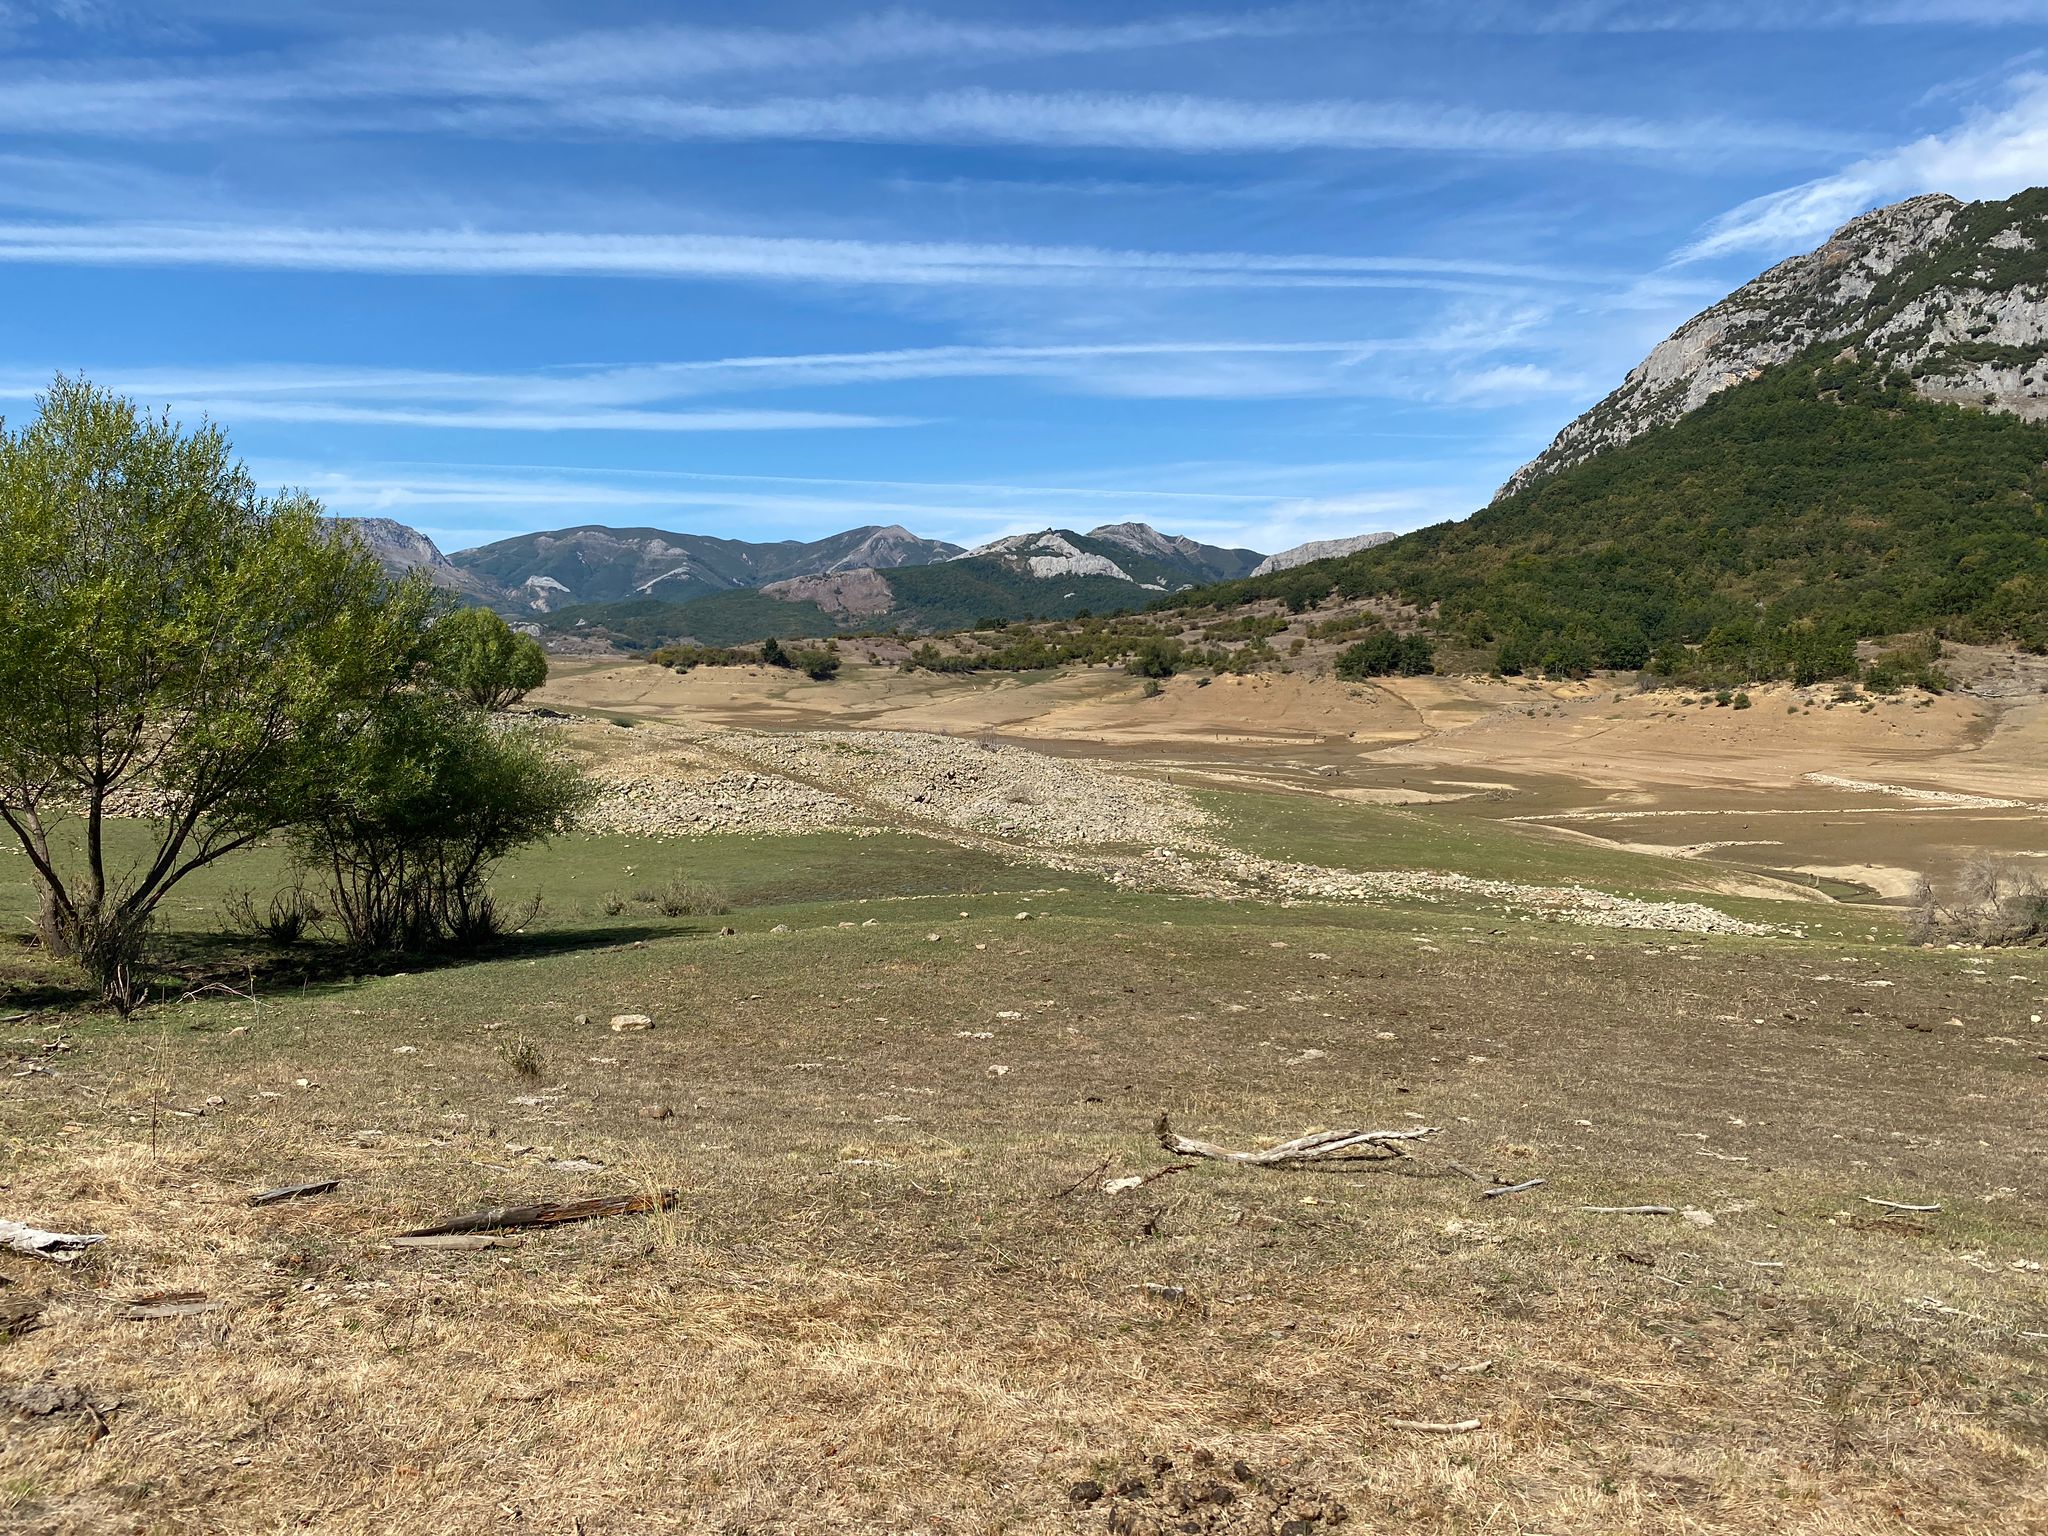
[2, 2, 2045, 556]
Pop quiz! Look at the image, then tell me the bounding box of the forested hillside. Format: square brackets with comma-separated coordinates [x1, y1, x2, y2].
[1168, 355, 2048, 677]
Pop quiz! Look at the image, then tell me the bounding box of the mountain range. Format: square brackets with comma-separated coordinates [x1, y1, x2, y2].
[344, 515, 1275, 640]
[344, 186, 2048, 657]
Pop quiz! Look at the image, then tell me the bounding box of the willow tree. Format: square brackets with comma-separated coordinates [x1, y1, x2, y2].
[0, 377, 434, 1005]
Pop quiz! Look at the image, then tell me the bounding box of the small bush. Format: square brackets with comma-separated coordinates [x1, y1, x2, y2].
[599, 890, 628, 917]
[219, 887, 324, 946]
[1334, 629, 1434, 680]
[1732, 692, 1752, 709]
[496, 1037, 545, 1080]
[634, 878, 731, 918]
[1909, 858, 2048, 947]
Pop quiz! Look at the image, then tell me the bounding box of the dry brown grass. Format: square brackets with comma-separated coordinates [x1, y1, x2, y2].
[2, 890, 2046, 1533]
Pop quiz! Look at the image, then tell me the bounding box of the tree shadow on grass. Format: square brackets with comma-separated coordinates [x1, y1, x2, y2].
[1, 922, 692, 1016]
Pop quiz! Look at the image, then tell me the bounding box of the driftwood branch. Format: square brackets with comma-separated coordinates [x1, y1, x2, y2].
[1862, 1196, 1941, 1213]
[1, 1219, 106, 1262]
[250, 1179, 338, 1207]
[124, 1291, 224, 1321]
[1579, 1205, 1677, 1216]
[1481, 1178, 1546, 1199]
[400, 1190, 679, 1238]
[389, 1234, 523, 1250]
[1155, 1113, 1438, 1167]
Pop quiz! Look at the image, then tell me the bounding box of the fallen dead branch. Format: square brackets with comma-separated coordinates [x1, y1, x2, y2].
[1050, 1159, 1111, 1201]
[1580, 1205, 1677, 1216]
[1, 1219, 106, 1262]
[1155, 1113, 1438, 1166]
[1862, 1196, 1941, 1213]
[400, 1190, 679, 1237]
[124, 1291, 224, 1321]
[1386, 1417, 1481, 1434]
[250, 1179, 338, 1207]
[1481, 1178, 1546, 1199]
[1102, 1164, 1193, 1195]
[1445, 1161, 1493, 1184]
[389, 1234, 523, 1251]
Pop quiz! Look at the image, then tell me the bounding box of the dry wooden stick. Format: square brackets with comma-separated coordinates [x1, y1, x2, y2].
[389, 1234, 523, 1251]
[1102, 1164, 1194, 1195]
[1445, 1161, 1494, 1185]
[250, 1179, 339, 1207]
[0, 1219, 106, 1262]
[1155, 1113, 1438, 1166]
[1481, 1178, 1546, 1199]
[1580, 1205, 1677, 1216]
[400, 1190, 679, 1238]
[125, 1291, 225, 1320]
[1862, 1196, 1941, 1213]
[1050, 1158, 1111, 1201]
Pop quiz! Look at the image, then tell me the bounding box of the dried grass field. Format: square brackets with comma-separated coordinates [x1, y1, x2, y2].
[2, 708, 2046, 1534]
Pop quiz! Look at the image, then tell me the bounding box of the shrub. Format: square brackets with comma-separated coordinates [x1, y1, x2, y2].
[1124, 638, 1183, 678]
[496, 1037, 545, 1080]
[1909, 858, 2048, 947]
[1334, 629, 1434, 679]
[790, 646, 841, 681]
[430, 607, 548, 711]
[293, 694, 589, 957]
[633, 878, 731, 918]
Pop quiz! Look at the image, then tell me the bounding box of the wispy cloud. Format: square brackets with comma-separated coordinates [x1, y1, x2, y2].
[0, 219, 1611, 293]
[1679, 70, 2048, 259]
[444, 88, 1850, 160]
[1418, 0, 2048, 32]
[0, 9, 1320, 135]
[0, 322, 1561, 422]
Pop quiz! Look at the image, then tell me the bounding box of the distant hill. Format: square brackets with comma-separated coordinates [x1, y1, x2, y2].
[534, 522, 1266, 646]
[1168, 352, 2048, 674]
[1499, 186, 2048, 498]
[336, 517, 503, 604]
[1249, 532, 1395, 576]
[438, 523, 964, 613]
[1160, 188, 2048, 676]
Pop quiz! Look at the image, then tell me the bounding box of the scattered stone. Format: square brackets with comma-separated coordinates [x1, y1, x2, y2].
[1015, 912, 1034, 921]
[719, 926, 736, 937]
[609, 1014, 654, 1032]
[574, 1013, 590, 1027]
[771, 924, 791, 933]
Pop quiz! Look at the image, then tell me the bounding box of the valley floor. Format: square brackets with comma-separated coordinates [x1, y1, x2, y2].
[1, 657, 2044, 1534]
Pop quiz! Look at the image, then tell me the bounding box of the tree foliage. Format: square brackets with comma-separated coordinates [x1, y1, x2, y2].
[430, 605, 547, 710]
[1333, 629, 1434, 679]
[289, 691, 589, 956]
[0, 378, 434, 1004]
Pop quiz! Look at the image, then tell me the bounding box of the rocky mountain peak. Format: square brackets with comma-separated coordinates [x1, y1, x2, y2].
[1497, 186, 2047, 500]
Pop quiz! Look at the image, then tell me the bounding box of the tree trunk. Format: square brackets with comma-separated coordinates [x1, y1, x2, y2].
[33, 878, 73, 958]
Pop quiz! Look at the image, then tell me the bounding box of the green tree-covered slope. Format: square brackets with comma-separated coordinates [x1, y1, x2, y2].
[1168, 355, 2048, 675]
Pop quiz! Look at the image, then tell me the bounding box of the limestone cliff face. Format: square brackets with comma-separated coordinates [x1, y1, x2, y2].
[1498, 187, 2048, 499]
[1248, 532, 1395, 576]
